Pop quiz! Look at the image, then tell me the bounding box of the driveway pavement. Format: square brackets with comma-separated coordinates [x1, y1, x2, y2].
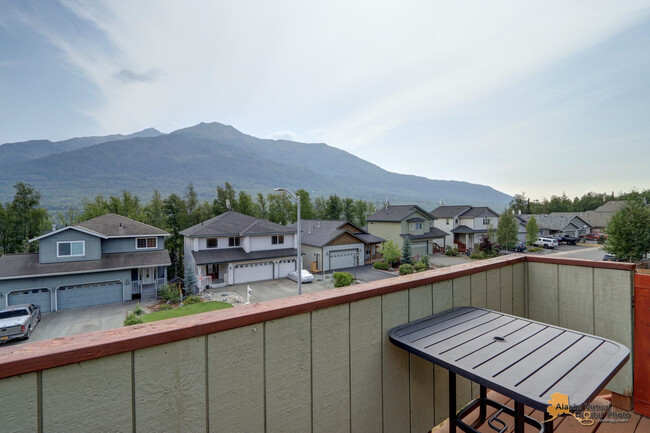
[0, 300, 147, 349]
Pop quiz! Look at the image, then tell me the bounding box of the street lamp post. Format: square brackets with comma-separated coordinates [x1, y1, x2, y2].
[274, 187, 302, 295]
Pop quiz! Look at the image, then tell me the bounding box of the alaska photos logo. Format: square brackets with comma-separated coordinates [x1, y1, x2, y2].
[546, 392, 632, 425]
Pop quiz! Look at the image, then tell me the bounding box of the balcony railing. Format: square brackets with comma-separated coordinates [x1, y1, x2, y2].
[0, 255, 636, 433]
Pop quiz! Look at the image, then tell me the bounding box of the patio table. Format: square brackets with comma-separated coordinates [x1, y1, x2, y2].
[389, 307, 630, 433]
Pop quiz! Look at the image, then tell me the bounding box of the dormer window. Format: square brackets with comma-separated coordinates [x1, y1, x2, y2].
[206, 238, 218, 248]
[57, 241, 85, 257]
[136, 237, 157, 249]
[229, 237, 240, 247]
[272, 235, 284, 245]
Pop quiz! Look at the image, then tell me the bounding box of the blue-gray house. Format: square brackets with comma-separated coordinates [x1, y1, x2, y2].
[0, 214, 171, 312]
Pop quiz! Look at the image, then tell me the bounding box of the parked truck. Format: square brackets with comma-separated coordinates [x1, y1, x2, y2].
[0, 304, 41, 343]
[558, 234, 580, 245]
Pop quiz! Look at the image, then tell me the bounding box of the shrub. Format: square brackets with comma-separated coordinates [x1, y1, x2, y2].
[445, 247, 459, 256]
[527, 246, 543, 252]
[333, 272, 354, 287]
[184, 295, 203, 305]
[158, 304, 173, 311]
[399, 264, 414, 275]
[132, 302, 144, 316]
[158, 284, 181, 303]
[421, 255, 430, 269]
[597, 235, 606, 245]
[124, 312, 144, 326]
[413, 261, 427, 272]
[373, 261, 389, 270]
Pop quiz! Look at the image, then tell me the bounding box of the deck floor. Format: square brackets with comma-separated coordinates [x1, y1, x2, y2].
[431, 391, 650, 433]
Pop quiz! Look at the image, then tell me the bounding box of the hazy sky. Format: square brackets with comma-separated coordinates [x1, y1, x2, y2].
[1, 1, 649, 200]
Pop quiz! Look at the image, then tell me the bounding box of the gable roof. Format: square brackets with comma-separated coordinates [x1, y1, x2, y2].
[30, 213, 169, 242]
[366, 205, 435, 222]
[460, 207, 500, 218]
[430, 205, 472, 218]
[180, 211, 295, 237]
[290, 220, 384, 247]
[400, 227, 448, 240]
[594, 201, 626, 213]
[519, 213, 593, 231]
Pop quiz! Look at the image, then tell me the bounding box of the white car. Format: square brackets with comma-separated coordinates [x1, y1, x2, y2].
[288, 269, 314, 283]
[533, 237, 559, 249]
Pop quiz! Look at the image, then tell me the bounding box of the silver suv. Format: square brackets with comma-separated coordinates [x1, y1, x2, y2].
[533, 237, 559, 249]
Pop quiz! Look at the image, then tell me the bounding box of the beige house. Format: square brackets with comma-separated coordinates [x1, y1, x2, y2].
[431, 205, 501, 251]
[366, 205, 447, 259]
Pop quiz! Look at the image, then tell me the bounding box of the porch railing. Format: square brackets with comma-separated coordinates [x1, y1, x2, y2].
[155, 278, 165, 288]
[199, 275, 212, 291]
[365, 253, 383, 262]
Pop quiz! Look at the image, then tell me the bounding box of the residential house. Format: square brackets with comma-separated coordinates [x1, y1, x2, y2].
[0, 214, 171, 312]
[366, 205, 446, 258]
[431, 205, 500, 251]
[181, 211, 298, 288]
[583, 201, 626, 235]
[519, 213, 592, 237]
[291, 220, 385, 272]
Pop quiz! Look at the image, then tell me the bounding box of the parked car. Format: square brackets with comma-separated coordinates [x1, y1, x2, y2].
[514, 241, 527, 252]
[603, 254, 623, 262]
[584, 233, 606, 241]
[533, 237, 559, 249]
[0, 304, 41, 343]
[288, 269, 314, 283]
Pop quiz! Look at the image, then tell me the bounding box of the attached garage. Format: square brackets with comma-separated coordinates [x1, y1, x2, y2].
[8, 288, 52, 313]
[411, 242, 428, 258]
[329, 249, 357, 270]
[57, 281, 123, 311]
[233, 261, 273, 284]
[278, 259, 296, 278]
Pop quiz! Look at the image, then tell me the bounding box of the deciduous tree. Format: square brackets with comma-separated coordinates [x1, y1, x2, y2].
[496, 212, 518, 250]
[604, 199, 650, 262]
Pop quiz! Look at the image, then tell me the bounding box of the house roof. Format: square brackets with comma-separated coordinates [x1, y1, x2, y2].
[451, 225, 485, 234]
[180, 211, 296, 237]
[31, 213, 169, 242]
[580, 201, 626, 229]
[400, 227, 448, 240]
[289, 220, 384, 247]
[366, 205, 435, 222]
[430, 205, 472, 218]
[594, 201, 626, 213]
[191, 248, 298, 265]
[519, 214, 593, 231]
[460, 207, 500, 218]
[0, 250, 171, 280]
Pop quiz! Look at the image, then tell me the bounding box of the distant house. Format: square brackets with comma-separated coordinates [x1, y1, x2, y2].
[0, 214, 171, 312]
[366, 205, 446, 258]
[519, 213, 592, 237]
[181, 211, 298, 288]
[290, 220, 385, 272]
[583, 201, 626, 234]
[431, 205, 500, 251]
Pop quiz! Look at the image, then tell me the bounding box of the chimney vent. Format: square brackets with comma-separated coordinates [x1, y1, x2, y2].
[52, 224, 56, 232]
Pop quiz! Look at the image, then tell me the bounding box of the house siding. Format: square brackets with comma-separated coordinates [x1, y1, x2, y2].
[0, 269, 132, 310]
[39, 230, 101, 264]
[102, 236, 165, 254]
[367, 222, 403, 248]
[301, 245, 322, 271]
[249, 234, 295, 252]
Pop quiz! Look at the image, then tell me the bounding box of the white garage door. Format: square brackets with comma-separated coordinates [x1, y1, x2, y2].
[233, 261, 273, 284]
[412, 242, 428, 258]
[8, 288, 52, 313]
[278, 259, 296, 278]
[57, 281, 123, 311]
[329, 249, 357, 270]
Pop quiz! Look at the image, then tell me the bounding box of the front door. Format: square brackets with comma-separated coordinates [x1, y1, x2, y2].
[206, 264, 219, 280]
[140, 267, 154, 284]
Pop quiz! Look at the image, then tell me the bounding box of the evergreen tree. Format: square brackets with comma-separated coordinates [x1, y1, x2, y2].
[401, 237, 413, 264]
[163, 194, 188, 278]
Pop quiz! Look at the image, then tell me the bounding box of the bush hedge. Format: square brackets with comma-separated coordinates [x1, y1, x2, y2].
[333, 272, 354, 287]
[399, 264, 414, 275]
[373, 261, 389, 270]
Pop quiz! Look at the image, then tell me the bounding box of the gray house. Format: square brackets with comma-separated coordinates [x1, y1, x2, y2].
[431, 205, 500, 250]
[519, 213, 592, 237]
[0, 214, 171, 312]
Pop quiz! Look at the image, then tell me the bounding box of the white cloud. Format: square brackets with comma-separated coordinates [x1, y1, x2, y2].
[268, 130, 298, 141]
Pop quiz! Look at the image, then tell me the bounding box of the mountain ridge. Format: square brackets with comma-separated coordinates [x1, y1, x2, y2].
[0, 122, 512, 212]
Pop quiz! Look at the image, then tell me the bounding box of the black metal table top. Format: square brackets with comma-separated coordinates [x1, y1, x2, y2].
[389, 307, 630, 412]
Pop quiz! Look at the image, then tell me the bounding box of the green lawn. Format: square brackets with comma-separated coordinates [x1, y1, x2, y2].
[141, 301, 232, 323]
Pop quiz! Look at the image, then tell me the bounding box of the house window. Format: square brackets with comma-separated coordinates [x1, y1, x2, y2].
[206, 238, 218, 248]
[409, 222, 423, 230]
[482, 218, 491, 225]
[136, 237, 157, 249]
[57, 241, 85, 257]
[446, 219, 450, 225]
[229, 237, 240, 247]
[272, 235, 284, 245]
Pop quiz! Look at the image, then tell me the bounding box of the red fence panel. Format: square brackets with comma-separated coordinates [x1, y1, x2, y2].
[634, 273, 650, 417]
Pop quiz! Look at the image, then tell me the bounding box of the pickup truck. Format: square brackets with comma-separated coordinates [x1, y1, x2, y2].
[0, 303, 41, 343]
[558, 235, 580, 245]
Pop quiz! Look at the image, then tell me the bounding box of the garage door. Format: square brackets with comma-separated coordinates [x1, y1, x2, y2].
[329, 249, 357, 270]
[8, 288, 52, 313]
[233, 262, 273, 284]
[278, 259, 296, 278]
[57, 281, 123, 311]
[412, 242, 428, 258]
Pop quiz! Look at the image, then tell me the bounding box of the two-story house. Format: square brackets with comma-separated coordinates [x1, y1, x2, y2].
[290, 220, 385, 272]
[366, 205, 447, 258]
[181, 211, 298, 288]
[0, 214, 171, 312]
[431, 205, 500, 251]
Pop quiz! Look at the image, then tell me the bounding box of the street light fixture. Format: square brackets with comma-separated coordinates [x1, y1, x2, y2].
[274, 187, 302, 295]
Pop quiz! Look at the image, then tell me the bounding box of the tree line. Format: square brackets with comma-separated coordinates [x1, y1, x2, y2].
[507, 189, 650, 214]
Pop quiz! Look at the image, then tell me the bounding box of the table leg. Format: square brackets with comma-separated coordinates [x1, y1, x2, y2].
[449, 371, 457, 433]
[479, 385, 487, 423]
[514, 401, 524, 433]
[544, 411, 554, 433]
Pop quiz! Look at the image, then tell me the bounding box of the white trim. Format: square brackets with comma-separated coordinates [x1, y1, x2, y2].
[106, 234, 170, 238]
[0, 263, 171, 281]
[56, 240, 85, 258]
[30, 226, 107, 242]
[135, 237, 158, 250]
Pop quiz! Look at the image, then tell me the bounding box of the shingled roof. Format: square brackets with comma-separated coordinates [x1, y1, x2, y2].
[289, 220, 385, 247]
[366, 205, 434, 222]
[180, 211, 296, 237]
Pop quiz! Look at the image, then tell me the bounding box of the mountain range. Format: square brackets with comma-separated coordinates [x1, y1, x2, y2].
[0, 122, 512, 211]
